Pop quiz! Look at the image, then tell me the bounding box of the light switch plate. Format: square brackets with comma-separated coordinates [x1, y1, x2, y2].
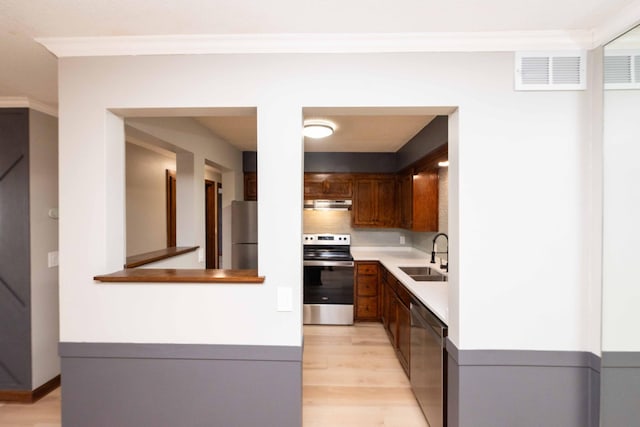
[277, 287, 293, 312]
[198, 248, 204, 263]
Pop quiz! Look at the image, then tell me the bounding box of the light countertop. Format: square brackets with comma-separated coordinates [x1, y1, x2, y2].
[351, 246, 448, 324]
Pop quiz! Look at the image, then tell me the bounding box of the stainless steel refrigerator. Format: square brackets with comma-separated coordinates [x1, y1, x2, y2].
[231, 200, 258, 269]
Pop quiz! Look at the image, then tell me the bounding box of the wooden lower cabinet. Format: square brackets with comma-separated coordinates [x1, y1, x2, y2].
[396, 301, 411, 373]
[380, 266, 411, 377]
[354, 262, 380, 321]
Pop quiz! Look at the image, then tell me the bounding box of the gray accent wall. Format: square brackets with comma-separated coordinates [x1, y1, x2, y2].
[60, 342, 302, 427]
[447, 340, 600, 427]
[396, 116, 448, 171]
[600, 352, 640, 426]
[0, 108, 32, 391]
[242, 115, 448, 173]
[304, 152, 397, 173]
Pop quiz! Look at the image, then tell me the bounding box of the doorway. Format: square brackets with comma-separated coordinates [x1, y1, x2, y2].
[205, 180, 222, 268]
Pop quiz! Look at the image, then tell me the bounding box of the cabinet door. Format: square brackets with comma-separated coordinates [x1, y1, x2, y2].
[396, 301, 411, 376]
[398, 172, 413, 229]
[303, 178, 324, 199]
[353, 176, 397, 228]
[412, 170, 438, 231]
[386, 286, 398, 346]
[323, 175, 352, 198]
[353, 179, 377, 226]
[304, 173, 353, 199]
[376, 176, 397, 227]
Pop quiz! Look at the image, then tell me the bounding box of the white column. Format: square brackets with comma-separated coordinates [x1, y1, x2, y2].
[257, 103, 303, 340]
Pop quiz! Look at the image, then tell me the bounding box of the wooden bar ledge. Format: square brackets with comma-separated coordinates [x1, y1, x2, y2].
[94, 268, 264, 283]
[125, 246, 199, 268]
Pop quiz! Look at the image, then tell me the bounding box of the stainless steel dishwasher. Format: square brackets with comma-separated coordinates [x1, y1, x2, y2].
[410, 299, 447, 427]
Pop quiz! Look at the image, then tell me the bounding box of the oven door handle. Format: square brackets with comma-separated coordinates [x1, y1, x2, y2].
[303, 260, 355, 267]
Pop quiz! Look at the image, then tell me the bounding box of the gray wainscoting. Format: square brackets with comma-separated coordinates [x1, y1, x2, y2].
[446, 340, 601, 427]
[60, 342, 302, 427]
[600, 351, 640, 427]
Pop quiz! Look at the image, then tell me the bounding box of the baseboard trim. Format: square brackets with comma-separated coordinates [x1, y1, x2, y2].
[0, 375, 61, 403]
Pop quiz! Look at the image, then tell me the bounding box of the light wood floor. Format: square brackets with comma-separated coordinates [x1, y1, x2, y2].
[0, 324, 427, 427]
[303, 323, 428, 427]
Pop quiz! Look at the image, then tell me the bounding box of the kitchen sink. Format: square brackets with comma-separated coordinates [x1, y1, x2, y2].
[399, 266, 448, 282]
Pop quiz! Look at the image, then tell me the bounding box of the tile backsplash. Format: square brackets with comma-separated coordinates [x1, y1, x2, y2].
[303, 210, 408, 247]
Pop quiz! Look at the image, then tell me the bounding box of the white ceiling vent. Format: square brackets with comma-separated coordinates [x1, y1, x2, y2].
[604, 50, 640, 90]
[515, 51, 586, 91]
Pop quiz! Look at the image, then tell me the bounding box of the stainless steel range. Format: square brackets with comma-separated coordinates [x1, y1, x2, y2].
[303, 233, 354, 325]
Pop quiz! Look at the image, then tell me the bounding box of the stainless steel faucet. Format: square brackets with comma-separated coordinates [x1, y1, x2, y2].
[430, 233, 448, 272]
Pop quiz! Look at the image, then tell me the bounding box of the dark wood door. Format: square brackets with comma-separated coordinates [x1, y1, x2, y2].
[165, 169, 176, 247]
[205, 180, 218, 268]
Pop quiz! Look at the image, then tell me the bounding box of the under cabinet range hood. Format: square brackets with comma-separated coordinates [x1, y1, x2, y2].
[303, 199, 352, 211]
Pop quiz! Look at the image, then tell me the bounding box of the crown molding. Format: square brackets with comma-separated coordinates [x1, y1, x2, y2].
[36, 31, 593, 58]
[0, 96, 58, 117]
[592, 0, 640, 47]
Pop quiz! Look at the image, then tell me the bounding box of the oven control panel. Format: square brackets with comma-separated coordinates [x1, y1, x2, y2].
[303, 233, 351, 245]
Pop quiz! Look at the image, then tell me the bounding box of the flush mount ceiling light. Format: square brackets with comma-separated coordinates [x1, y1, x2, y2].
[303, 120, 335, 139]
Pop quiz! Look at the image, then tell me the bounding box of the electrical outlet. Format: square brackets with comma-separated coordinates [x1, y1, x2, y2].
[399, 235, 406, 245]
[48, 251, 59, 268]
[198, 248, 204, 263]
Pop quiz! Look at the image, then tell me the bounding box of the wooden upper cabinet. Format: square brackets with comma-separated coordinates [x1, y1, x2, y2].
[352, 175, 397, 228]
[304, 173, 353, 199]
[412, 170, 438, 231]
[397, 169, 438, 232]
[398, 172, 413, 229]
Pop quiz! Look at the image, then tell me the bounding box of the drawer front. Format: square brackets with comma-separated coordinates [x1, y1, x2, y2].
[357, 263, 378, 275]
[356, 296, 379, 319]
[396, 280, 411, 307]
[357, 275, 378, 296]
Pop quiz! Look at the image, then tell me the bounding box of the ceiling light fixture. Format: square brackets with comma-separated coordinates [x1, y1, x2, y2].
[303, 120, 335, 139]
[438, 160, 449, 167]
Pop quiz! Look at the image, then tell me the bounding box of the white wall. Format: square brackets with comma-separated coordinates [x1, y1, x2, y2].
[602, 88, 640, 352]
[125, 142, 175, 257]
[126, 117, 243, 269]
[58, 52, 598, 352]
[29, 110, 60, 388]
